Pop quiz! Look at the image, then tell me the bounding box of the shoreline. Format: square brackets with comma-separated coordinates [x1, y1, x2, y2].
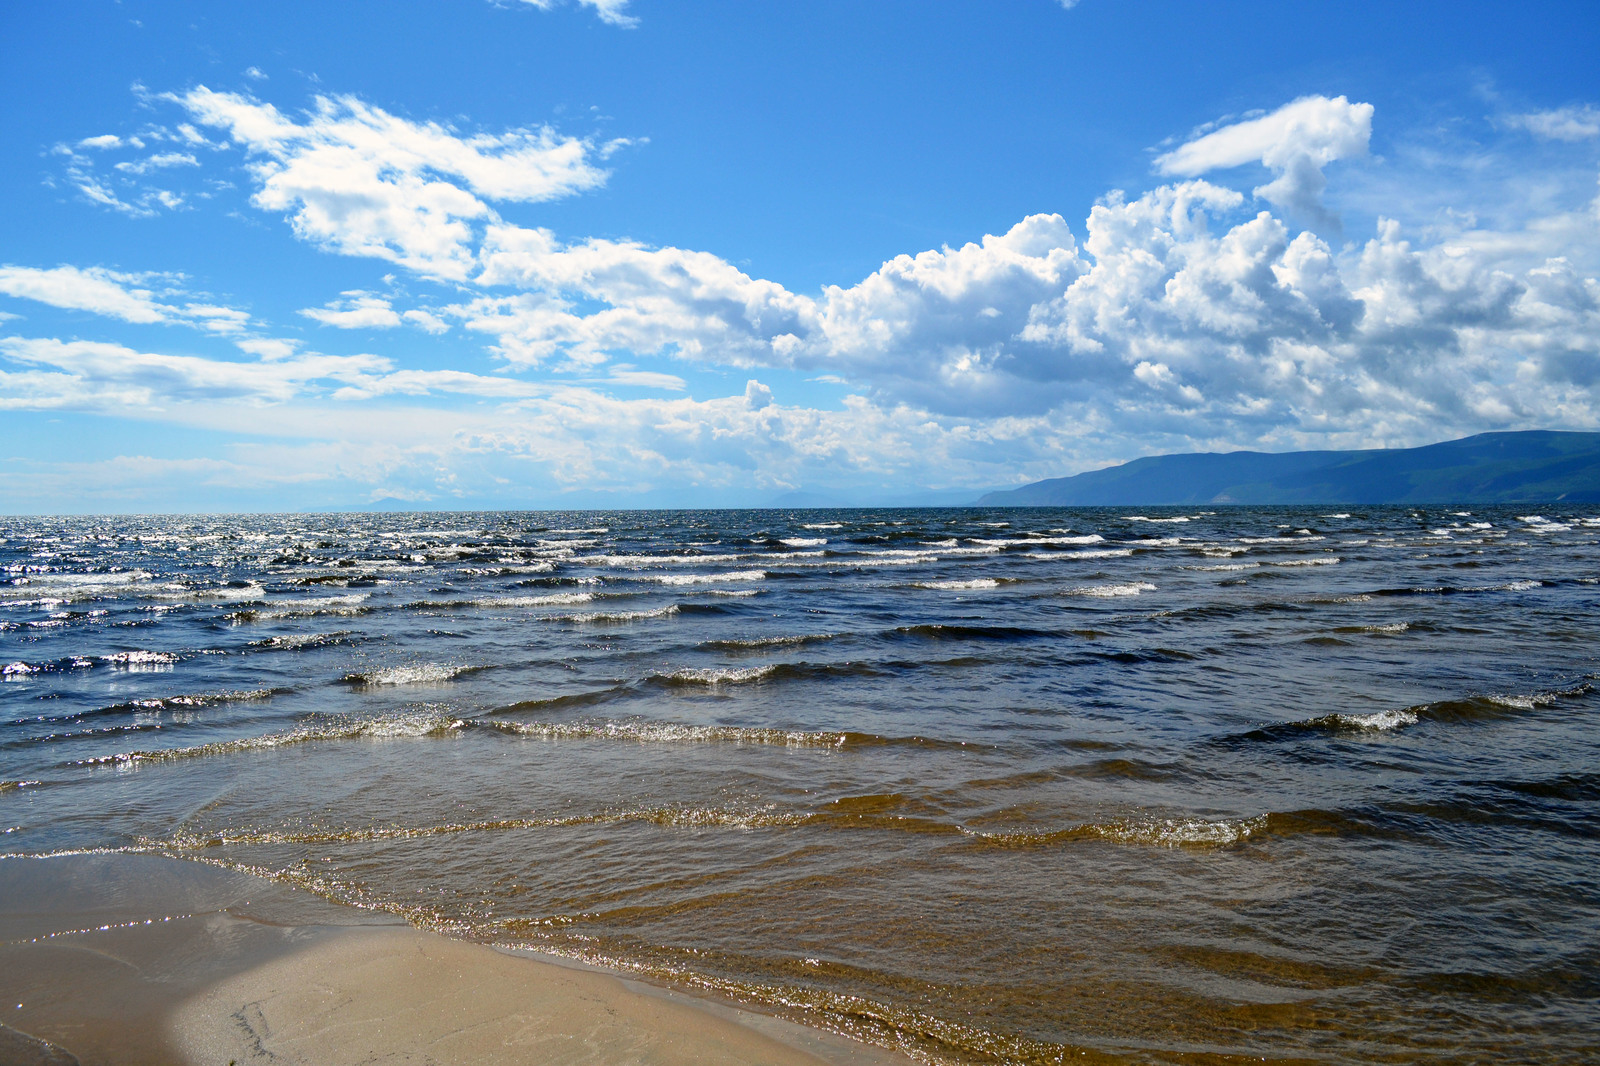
[0, 852, 916, 1066]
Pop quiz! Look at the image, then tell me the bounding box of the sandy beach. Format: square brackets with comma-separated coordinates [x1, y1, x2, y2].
[0, 853, 913, 1066]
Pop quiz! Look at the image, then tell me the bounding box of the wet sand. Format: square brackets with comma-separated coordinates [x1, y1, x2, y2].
[0, 854, 912, 1066]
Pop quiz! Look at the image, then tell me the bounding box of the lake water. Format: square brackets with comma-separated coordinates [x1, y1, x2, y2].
[3, 507, 1597, 1063]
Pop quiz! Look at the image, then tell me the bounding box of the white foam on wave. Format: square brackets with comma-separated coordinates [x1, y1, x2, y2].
[347, 662, 468, 686]
[235, 592, 373, 621]
[164, 583, 267, 603]
[1067, 582, 1157, 598]
[705, 633, 833, 649]
[1026, 548, 1134, 561]
[829, 553, 938, 567]
[470, 592, 596, 608]
[1089, 816, 1265, 846]
[970, 534, 1105, 547]
[802, 523, 843, 530]
[1183, 562, 1260, 571]
[1362, 622, 1410, 634]
[1518, 515, 1572, 533]
[488, 717, 850, 747]
[659, 665, 780, 685]
[780, 537, 827, 547]
[102, 651, 180, 667]
[585, 553, 742, 567]
[1125, 515, 1191, 523]
[915, 578, 1001, 590]
[1459, 579, 1543, 593]
[551, 604, 680, 624]
[1270, 557, 1341, 567]
[1332, 708, 1418, 731]
[702, 588, 761, 597]
[1486, 690, 1565, 711]
[76, 711, 464, 767]
[1237, 535, 1325, 544]
[0, 570, 178, 608]
[642, 570, 766, 585]
[457, 562, 556, 576]
[1321, 513, 1352, 519]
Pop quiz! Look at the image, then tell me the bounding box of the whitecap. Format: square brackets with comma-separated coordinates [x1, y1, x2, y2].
[780, 537, 827, 547]
[1487, 691, 1562, 710]
[584, 553, 742, 566]
[1067, 582, 1156, 598]
[915, 578, 1001, 590]
[552, 604, 680, 623]
[76, 711, 464, 767]
[345, 663, 468, 686]
[1039, 549, 1135, 560]
[1331, 709, 1418, 731]
[659, 665, 780, 685]
[970, 535, 1104, 547]
[1238, 535, 1325, 544]
[102, 651, 180, 667]
[488, 718, 849, 747]
[471, 592, 596, 607]
[642, 570, 766, 585]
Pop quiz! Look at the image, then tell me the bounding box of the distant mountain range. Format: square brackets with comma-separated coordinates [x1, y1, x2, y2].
[977, 431, 1600, 506]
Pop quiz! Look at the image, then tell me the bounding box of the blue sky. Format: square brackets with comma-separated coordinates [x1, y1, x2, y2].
[2, 0, 1598, 512]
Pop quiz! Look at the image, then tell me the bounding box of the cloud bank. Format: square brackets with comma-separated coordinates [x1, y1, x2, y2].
[5, 90, 1599, 506]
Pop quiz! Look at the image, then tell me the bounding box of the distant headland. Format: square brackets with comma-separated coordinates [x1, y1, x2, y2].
[977, 430, 1600, 506]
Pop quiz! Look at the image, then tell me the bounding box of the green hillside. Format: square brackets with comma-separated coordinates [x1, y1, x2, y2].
[978, 431, 1600, 506]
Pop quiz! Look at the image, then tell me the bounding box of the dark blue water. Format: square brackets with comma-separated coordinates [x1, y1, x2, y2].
[3, 507, 1598, 1063]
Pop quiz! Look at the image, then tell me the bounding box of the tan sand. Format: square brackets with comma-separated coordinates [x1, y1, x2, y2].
[0, 854, 912, 1066]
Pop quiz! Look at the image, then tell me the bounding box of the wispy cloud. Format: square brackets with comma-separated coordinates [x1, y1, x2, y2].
[0, 264, 250, 333]
[1502, 104, 1600, 142]
[508, 0, 638, 29]
[300, 291, 403, 329]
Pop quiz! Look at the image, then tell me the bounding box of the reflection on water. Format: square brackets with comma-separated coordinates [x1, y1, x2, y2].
[3, 507, 1599, 1062]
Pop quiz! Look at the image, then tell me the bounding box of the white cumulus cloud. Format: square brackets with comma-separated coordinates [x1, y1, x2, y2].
[1156, 95, 1373, 231]
[25, 85, 1599, 505]
[174, 88, 619, 279]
